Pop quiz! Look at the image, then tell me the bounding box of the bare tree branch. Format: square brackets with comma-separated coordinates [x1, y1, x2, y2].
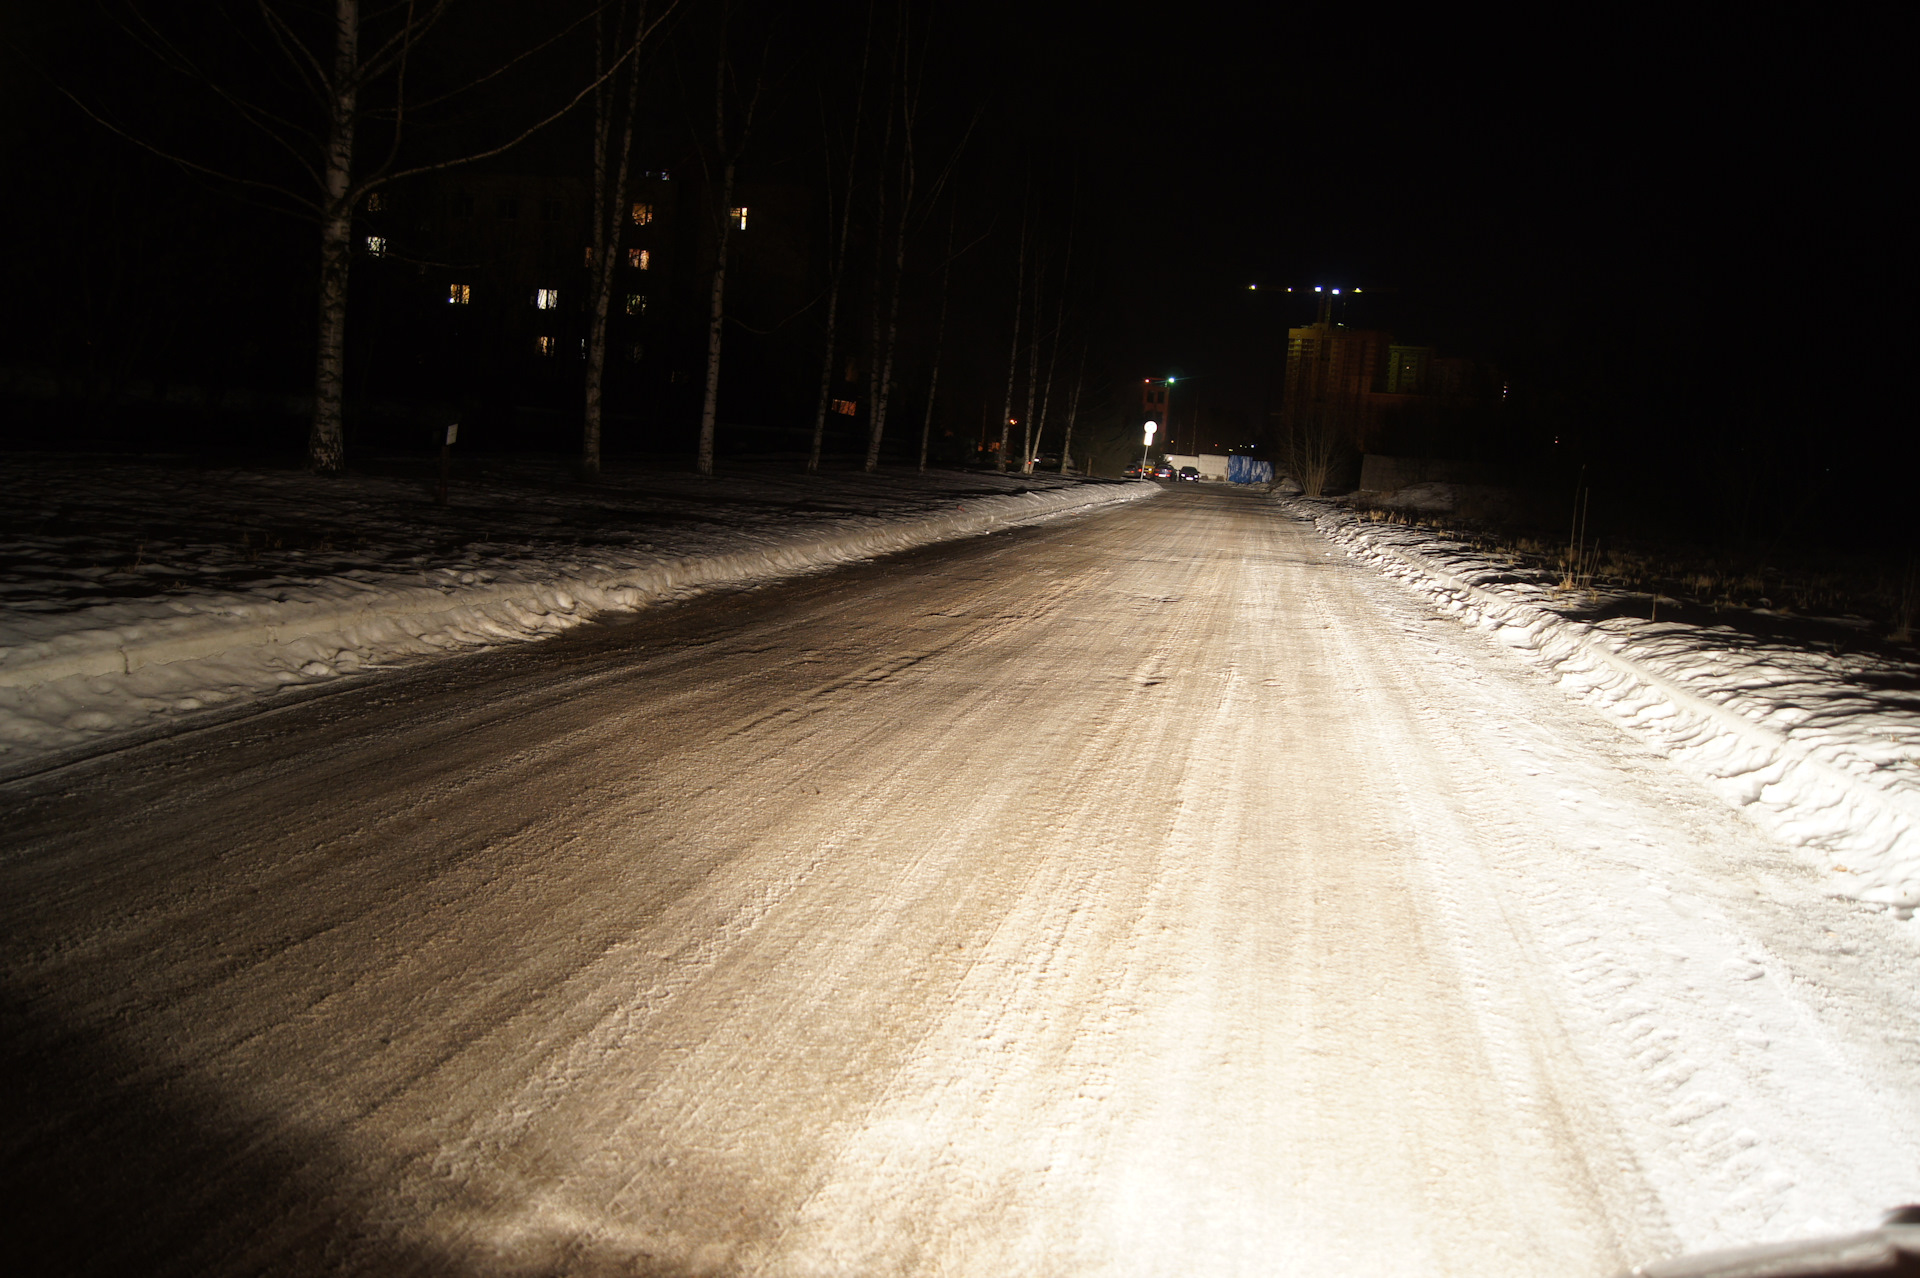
[253, 0, 340, 104]
[357, 25, 656, 193]
[116, 4, 326, 185]
[362, 0, 417, 186]
[351, 0, 451, 88]
[728, 288, 827, 334]
[52, 83, 320, 215]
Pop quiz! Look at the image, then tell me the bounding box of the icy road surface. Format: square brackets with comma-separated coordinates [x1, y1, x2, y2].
[4, 485, 1917, 1277]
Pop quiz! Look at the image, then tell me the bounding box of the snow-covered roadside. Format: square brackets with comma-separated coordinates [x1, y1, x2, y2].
[1287, 498, 1920, 912]
[0, 458, 1153, 774]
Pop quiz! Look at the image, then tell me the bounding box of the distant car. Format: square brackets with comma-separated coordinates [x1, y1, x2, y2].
[1177, 466, 1201, 482]
[1152, 465, 1175, 479]
[1123, 464, 1147, 478]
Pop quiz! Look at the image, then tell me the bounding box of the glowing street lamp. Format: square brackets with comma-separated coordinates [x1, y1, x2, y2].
[1142, 419, 1157, 472]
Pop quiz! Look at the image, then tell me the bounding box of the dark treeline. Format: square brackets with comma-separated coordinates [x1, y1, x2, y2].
[0, 0, 1151, 478]
[1, 1, 1904, 547]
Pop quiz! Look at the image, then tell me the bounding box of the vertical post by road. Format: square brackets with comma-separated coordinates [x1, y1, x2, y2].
[436, 421, 457, 506]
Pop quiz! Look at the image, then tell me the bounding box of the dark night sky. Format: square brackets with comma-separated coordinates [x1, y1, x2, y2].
[1032, 3, 1863, 373]
[969, 1, 1908, 517]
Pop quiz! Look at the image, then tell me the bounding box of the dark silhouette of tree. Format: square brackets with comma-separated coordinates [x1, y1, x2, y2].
[583, 1, 677, 478]
[56, 1, 647, 473]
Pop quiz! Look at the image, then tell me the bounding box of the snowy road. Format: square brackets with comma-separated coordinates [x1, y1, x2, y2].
[5, 485, 1918, 1276]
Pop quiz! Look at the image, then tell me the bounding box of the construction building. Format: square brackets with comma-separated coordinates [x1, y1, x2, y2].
[1274, 291, 1502, 470]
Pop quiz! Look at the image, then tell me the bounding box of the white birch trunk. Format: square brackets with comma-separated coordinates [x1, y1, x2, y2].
[1032, 295, 1062, 474]
[862, 202, 888, 472]
[996, 213, 1027, 472]
[1019, 249, 1040, 475]
[1058, 340, 1086, 475]
[1031, 214, 1073, 475]
[697, 158, 733, 476]
[865, 271, 901, 472]
[584, 4, 645, 478]
[808, 280, 844, 474]
[860, 31, 901, 474]
[917, 217, 953, 473]
[808, 13, 874, 475]
[307, 0, 360, 474]
[864, 169, 912, 473]
[582, 16, 613, 478]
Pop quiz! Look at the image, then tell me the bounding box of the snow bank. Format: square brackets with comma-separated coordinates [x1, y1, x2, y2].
[1291, 500, 1920, 910]
[0, 462, 1152, 773]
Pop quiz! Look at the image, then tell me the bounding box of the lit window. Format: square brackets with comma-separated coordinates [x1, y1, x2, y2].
[631, 202, 653, 225]
[448, 283, 470, 305]
[629, 248, 651, 270]
[366, 192, 386, 212]
[625, 293, 647, 316]
[534, 335, 555, 356]
[535, 288, 560, 310]
[729, 206, 748, 230]
[365, 236, 386, 256]
[832, 398, 857, 417]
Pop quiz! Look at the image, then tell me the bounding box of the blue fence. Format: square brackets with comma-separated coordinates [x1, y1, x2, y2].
[1227, 455, 1273, 485]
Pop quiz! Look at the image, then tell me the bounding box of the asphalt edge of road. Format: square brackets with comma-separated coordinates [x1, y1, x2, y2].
[0, 480, 1157, 784]
[1284, 498, 1920, 914]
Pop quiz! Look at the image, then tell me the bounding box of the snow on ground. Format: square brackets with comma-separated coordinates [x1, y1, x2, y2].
[0, 455, 1151, 774]
[1288, 496, 1920, 912]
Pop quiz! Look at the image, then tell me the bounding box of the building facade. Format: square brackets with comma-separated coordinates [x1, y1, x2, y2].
[1277, 297, 1392, 454]
[1275, 294, 1502, 467]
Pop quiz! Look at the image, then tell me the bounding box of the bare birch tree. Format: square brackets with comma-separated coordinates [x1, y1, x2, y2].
[865, 25, 936, 473]
[63, 1, 651, 474]
[865, 62, 974, 474]
[1027, 180, 1075, 474]
[995, 185, 1029, 473]
[1278, 408, 1347, 497]
[693, 4, 771, 477]
[583, 0, 667, 478]
[1057, 337, 1087, 475]
[806, 5, 877, 474]
[1018, 241, 1044, 475]
[857, 18, 904, 475]
[917, 201, 956, 473]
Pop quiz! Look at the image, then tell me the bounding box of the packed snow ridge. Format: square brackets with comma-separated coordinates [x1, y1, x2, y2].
[1290, 497, 1920, 911]
[0, 457, 1153, 774]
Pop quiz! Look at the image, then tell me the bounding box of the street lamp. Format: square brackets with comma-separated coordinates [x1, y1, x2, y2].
[1142, 420, 1157, 472]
